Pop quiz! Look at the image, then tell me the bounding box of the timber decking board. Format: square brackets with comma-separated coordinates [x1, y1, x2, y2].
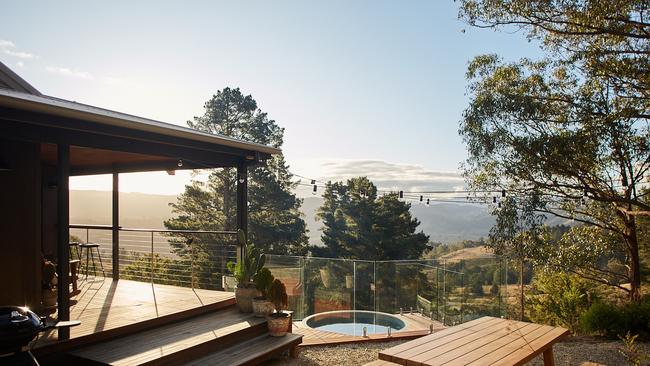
[181, 333, 303, 366]
[381, 317, 505, 361]
[379, 317, 569, 366]
[35, 277, 234, 348]
[68, 307, 266, 365]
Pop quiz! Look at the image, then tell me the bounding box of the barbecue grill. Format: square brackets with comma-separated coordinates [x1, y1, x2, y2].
[0, 306, 79, 366]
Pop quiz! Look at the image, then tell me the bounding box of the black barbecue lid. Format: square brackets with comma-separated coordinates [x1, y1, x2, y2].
[0, 306, 42, 339]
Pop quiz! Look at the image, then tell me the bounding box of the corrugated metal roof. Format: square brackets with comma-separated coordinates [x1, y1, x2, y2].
[0, 88, 282, 155]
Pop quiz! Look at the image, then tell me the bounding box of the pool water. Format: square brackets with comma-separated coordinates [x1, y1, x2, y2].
[303, 310, 406, 336]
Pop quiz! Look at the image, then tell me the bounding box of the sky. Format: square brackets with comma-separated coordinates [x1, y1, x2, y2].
[1, 1, 541, 196]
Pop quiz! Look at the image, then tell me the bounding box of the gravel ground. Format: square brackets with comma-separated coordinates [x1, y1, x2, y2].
[265, 337, 650, 366]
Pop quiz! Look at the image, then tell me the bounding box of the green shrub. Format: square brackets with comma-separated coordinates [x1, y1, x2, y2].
[580, 296, 650, 339]
[580, 302, 623, 338]
[527, 271, 596, 333]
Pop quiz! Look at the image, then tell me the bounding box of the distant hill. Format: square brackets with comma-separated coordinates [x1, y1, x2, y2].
[70, 190, 176, 228]
[439, 246, 495, 261]
[301, 197, 496, 245]
[71, 191, 571, 246]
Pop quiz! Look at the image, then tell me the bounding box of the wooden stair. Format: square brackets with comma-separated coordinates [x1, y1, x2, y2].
[181, 333, 303, 366]
[63, 306, 301, 366]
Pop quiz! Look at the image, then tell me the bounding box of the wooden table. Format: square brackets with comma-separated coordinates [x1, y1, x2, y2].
[379, 316, 569, 366]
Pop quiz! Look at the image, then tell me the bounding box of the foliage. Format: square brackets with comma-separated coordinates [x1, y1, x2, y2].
[580, 302, 623, 338]
[490, 283, 499, 296]
[581, 295, 650, 339]
[165, 87, 308, 257]
[268, 279, 288, 314]
[254, 268, 274, 298]
[227, 230, 265, 287]
[619, 332, 649, 366]
[528, 271, 597, 333]
[458, 0, 650, 300]
[469, 274, 485, 296]
[314, 177, 429, 260]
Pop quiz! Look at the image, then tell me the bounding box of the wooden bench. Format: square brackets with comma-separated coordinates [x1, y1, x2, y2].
[379, 316, 569, 366]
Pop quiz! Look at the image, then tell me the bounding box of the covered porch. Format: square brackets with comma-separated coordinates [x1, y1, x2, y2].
[0, 63, 280, 342]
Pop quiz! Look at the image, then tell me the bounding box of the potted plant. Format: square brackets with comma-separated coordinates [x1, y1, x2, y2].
[226, 230, 265, 312]
[267, 279, 290, 336]
[252, 267, 275, 317]
[42, 258, 58, 309]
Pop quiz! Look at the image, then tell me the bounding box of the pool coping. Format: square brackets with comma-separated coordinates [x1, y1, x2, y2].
[293, 312, 446, 347]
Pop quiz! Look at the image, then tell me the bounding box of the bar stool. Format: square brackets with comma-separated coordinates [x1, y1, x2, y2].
[79, 243, 105, 279]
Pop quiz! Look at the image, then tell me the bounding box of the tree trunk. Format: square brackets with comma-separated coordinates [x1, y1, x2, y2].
[520, 258, 525, 321]
[625, 215, 641, 301]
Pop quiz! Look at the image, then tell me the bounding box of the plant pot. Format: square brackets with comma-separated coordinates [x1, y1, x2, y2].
[345, 275, 354, 289]
[252, 297, 274, 318]
[320, 268, 330, 288]
[235, 286, 259, 313]
[266, 312, 291, 336]
[42, 289, 57, 308]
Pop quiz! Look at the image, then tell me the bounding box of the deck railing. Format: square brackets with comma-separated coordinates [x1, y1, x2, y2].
[69, 224, 238, 290]
[265, 254, 509, 325]
[68, 225, 511, 326]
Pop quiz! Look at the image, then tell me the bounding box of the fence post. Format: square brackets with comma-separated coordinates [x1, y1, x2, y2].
[150, 231, 154, 284]
[191, 238, 195, 289]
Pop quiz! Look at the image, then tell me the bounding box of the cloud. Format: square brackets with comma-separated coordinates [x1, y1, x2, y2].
[46, 66, 94, 80]
[314, 159, 465, 192]
[0, 39, 37, 59]
[15, 61, 24, 68]
[3, 49, 35, 59]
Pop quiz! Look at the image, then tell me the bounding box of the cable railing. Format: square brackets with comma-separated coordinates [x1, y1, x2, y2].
[69, 224, 238, 290]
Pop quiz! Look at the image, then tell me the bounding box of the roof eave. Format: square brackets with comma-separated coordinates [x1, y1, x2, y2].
[0, 89, 282, 156]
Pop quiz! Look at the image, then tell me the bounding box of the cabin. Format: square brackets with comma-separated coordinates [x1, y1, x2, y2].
[0, 62, 302, 365]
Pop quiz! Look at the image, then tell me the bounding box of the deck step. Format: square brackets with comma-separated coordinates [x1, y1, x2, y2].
[181, 333, 303, 366]
[35, 295, 236, 356]
[68, 307, 267, 366]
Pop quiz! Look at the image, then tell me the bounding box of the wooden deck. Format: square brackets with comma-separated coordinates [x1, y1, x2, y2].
[35, 277, 234, 347]
[293, 312, 445, 346]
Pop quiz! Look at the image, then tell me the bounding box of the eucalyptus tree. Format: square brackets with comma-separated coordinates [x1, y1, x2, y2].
[458, 0, 649, 300]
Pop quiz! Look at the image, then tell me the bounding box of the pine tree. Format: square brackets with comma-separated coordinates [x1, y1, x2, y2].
[165, 87, 308, 256]
[314, 177, 429, 260]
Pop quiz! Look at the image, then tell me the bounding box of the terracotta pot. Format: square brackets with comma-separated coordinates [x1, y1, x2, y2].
[267, 312, 291, 336]
[42, 289, 57, 308]
[319, 268, 330, 288]
[252, 298, 274, 318]
[235, 286, 259, 313]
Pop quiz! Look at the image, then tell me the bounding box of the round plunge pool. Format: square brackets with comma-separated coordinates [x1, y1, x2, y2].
[303, 310, 406, 336]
